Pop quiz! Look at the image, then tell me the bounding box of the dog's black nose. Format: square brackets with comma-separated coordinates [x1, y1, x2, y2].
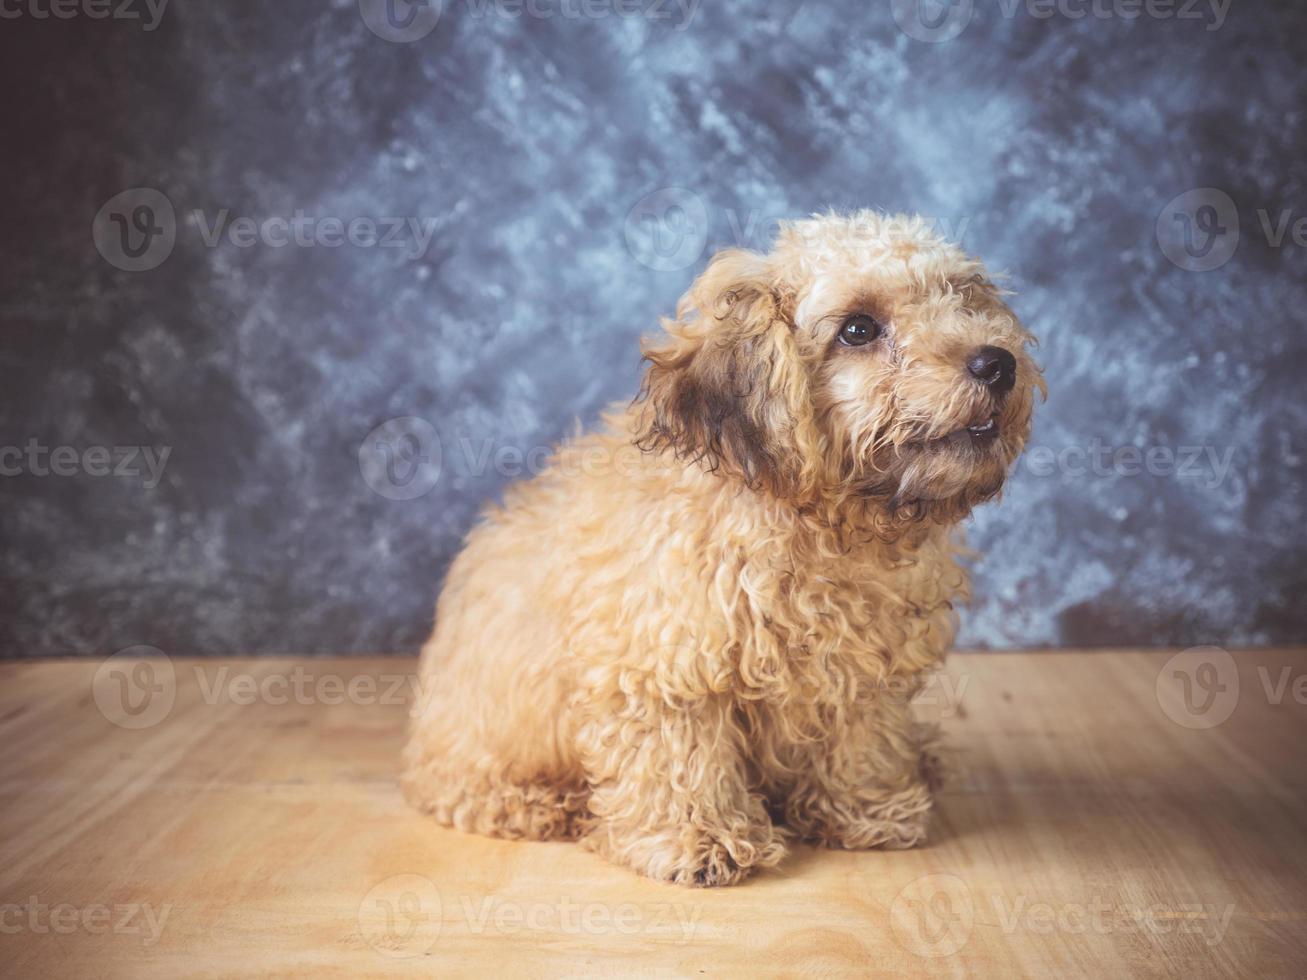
[966, 345, 1016, 395]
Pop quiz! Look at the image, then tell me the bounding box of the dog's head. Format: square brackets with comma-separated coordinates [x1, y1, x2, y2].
[634, 211, 1045, 525]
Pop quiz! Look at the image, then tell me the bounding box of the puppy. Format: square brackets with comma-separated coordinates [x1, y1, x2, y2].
[403, 211, 1043, 886]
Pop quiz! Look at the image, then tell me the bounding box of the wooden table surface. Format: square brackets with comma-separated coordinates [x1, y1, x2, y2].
[1, 650, 1304, 978]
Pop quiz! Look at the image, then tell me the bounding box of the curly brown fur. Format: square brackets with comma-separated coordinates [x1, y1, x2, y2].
[403, 211, 1045, 886]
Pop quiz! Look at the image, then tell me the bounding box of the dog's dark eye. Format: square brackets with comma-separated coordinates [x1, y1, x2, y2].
[837, 314, 881, 347]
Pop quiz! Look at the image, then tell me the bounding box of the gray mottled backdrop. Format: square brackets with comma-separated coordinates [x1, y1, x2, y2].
[1, 0, 1304, 656]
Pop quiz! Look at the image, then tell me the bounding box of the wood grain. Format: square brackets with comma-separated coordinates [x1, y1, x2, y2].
[1, 651, 1304, 978]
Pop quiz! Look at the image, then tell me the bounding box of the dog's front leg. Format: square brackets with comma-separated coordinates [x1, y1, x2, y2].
[776, 696, 936, 850]
[578, 693, 786, 886]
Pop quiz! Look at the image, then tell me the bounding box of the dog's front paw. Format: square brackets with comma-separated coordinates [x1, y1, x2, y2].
[679, 828, 788, 887]
[685, 840, 748, 888]
[588, 821, 787, 887]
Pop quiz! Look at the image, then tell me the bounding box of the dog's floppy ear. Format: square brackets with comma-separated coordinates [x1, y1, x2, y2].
[633, 249, 818, 497]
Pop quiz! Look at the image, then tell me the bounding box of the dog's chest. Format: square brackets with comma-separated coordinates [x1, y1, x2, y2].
[745, 534, 965, 682]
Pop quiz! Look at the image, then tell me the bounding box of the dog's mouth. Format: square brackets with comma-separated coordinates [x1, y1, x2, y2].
[937, 412, 1000, 445]
[896, 411, 1008, 458]
[963, 413, 1000, 441]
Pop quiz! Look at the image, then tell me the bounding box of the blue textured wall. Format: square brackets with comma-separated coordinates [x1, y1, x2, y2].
[1, 0, 1304, 656]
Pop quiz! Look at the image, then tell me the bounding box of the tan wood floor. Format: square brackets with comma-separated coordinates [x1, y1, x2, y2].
[1, 650, 1304, 978]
